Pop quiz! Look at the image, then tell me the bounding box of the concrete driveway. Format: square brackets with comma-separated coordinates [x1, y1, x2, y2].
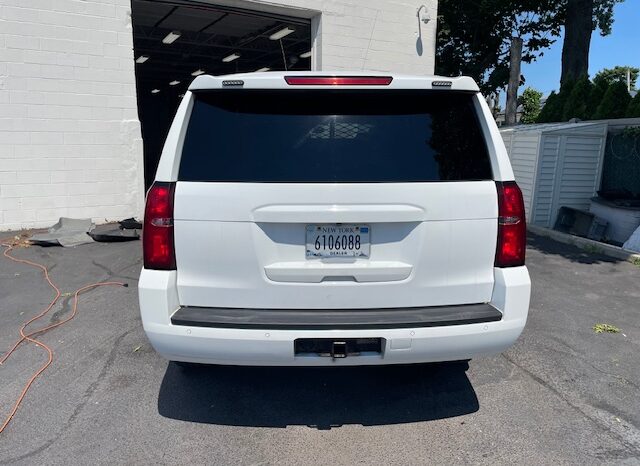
[0, 234, 639, 465]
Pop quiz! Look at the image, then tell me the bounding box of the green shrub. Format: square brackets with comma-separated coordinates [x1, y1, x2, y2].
[563, 77, 594, 120]
[593, 81, 632, 120]
[520, 87, 543, 124]
[537, 81, 575, 123]
[537, 91, 561, 122]
[626, 92, 640, 118]
[587, 77, 609, 118]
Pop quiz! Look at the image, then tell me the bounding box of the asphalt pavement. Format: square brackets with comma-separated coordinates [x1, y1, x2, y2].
[0, 233, 639, 465]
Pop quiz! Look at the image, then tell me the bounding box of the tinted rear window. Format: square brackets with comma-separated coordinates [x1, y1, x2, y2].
[178, 90, 492, 182]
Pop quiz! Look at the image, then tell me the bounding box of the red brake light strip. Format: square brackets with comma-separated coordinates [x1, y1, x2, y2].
[285, 76, 393, 86]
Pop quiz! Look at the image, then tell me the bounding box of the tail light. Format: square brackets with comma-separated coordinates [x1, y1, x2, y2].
[285, 76, 393, 86]
[495, 181, 526, 267]
[143, 182, 176, 270]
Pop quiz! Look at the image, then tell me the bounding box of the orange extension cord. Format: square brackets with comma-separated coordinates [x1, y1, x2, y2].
[0, 236, 126, 434]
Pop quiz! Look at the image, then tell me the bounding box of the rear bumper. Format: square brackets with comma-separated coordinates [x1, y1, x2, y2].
[144, 319, 525, 366]
[170, 303, 503, 330]
[139, 267, 530, 366]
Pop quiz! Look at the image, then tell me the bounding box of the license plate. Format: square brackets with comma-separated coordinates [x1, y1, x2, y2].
[305, 224, 370, 258]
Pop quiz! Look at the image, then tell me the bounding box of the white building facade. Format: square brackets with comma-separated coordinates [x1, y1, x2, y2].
[0, 0, 438, 230]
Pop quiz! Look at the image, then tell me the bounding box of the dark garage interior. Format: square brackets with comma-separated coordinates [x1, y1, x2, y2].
[131, 0, 312, 186]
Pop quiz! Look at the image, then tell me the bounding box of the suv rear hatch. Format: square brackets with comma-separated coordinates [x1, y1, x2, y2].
[171, 87, 498, 309]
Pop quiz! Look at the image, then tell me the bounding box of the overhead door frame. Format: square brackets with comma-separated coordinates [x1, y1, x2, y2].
[141, 0, 321, 70]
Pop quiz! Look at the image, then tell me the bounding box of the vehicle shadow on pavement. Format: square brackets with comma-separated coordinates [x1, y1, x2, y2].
[157, 361, 478, 429]
[527, 233, 623, 264]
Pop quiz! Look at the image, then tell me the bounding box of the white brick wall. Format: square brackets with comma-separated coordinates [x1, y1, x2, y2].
[0, 0, 144, 231]
[0, 0, 437, 231]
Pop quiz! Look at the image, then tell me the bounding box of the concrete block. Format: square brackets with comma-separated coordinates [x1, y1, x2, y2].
[64, 132, 96, 145]
[0, 119, 15, 131]
[16, 170, 51, 184]
[13, 157, 65, 171]
[9, 91, 45, 105]
[53, 25, 89, 41]
[57, 52, 89, 67]
[2, 6, 40, 22]
[0, 172, 18, 185]
[30, 132, 64, 145]
[0, 104, 28, 118]
[103, 43, 132, 59]
[88, 30, 118, 45]
[50, 170, 85, 183]
[4, 209, 37, 223]
[40, 37, 75, 53]
[72, 40, 104, 56]
[0, 132, 30, 144]
[7, 63, 42, 77]
[84, 169, 115, 182]
[36, 207, 69, 222]
[51, 0, 87, 13]
[89, 55, 120, 70]
[40, 64, 75, 79]
[0, 198, 21, 211]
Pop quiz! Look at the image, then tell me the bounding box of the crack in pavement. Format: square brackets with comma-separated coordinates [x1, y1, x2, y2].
[0, 244, 140, 464]
[49, 296, 72, 325]
[1, 328, 137, 465]
[501, 353, 640, 459]
[543, 336, 640, 392]
[91, 259, 141, 283]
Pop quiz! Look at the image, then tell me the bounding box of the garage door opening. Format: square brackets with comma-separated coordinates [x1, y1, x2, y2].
[131, 0, 312, 187]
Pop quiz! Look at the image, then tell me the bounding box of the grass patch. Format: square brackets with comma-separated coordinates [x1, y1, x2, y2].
[593, 323, 620, 334]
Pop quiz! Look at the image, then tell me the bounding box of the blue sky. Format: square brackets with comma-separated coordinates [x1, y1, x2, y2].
[520, 1, 639, 97]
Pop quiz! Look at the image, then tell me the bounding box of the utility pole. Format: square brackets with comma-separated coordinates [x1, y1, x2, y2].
[505, 36, 523, 126]
[627, 67, 632, 92]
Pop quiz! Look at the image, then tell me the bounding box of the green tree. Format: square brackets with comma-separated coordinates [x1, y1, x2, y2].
[537, 91, 561, 122]
[435, 1, 625, 93]
[537, 80, 576, 122]
[594, 66, 639, 89]
[626, 92, 640, 118]
[593, 81, 632, 119]
[586, 76, 610, 116]
[436, 1, 560, 94]
[556, 80, 576, 119]
[520, 87, 544, 123]
[557, 0, 626, 85]
[562, 76, 594, 120]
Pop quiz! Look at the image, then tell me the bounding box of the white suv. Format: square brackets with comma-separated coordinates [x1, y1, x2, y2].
[138, 72, 531, 366]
